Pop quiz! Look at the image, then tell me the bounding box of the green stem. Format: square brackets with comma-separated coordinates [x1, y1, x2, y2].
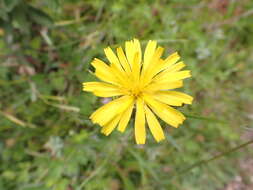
[184, 113, 227, 124]
[173, 139, 253, 179]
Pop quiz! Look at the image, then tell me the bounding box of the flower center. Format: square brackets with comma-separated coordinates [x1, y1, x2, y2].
[130, 84, 143, 98]
[132, 89, 141, 97]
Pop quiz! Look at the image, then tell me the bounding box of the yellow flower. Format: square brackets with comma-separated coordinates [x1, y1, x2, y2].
[83, 39, 193, 144]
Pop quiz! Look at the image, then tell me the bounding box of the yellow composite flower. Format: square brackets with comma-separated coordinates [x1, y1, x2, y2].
[83, 39, 193, 144]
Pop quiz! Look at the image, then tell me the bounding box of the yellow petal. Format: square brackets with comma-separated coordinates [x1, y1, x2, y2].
[145, 105, 165, 142]
[146, 58, 164, 80]
[104, 47, 124, 72]
[146, 47, 164, 73]
[101, 115, 121, 136]
[125, 40, 135, 68]
[110, 63, 130, 87]
[83, 82, 124, 97]
[147, 52, 181, 79]
[103, 49, 129, 87]
[134, 98, 146, 144]
[116, 46, 131, 73]
[143, 94, 185, 128]
[144, 81, 183, 91]
[94, 70, 116, 85]
[82, 82, 119, 92]
[91, 58, 110, 72]
[143, 40, 157, 71]
[133, 38, 142, 64]
[167, 61, 186, 72]
[90, 96, 134, 126]
[153, 70, 191, 83]
[132, 52, 141, 81]
[118, 101, 134, 132]
[161, 52, 180, 70]
[141, 47, 164, 85]
[91, 58, 119, 85]
[93, 90, 124, 97]
[152, 91, 193, 106]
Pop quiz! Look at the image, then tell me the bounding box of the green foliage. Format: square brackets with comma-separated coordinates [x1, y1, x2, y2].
[1, 0, 253, 189]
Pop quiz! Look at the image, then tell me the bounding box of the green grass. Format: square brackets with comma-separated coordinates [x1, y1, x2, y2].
[1, 0, 253, 189]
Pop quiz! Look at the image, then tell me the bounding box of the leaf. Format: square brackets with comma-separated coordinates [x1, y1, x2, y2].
[50, 73, 65, 91]
[11, 4, 30, 34]
[0, 11, 8, 21]
[3, 0, 21, 12]
[44, 136, 64, 157]
[53, 179, 69, 190]
[70, 94, 96, 116]
[21, 186, 50, 190]
[27, 5, 53, 27]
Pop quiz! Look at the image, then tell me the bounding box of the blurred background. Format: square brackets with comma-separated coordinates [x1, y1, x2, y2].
[0, 0, 253, 189]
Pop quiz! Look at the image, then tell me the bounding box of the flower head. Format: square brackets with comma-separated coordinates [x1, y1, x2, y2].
[83, 39, 193, 144]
